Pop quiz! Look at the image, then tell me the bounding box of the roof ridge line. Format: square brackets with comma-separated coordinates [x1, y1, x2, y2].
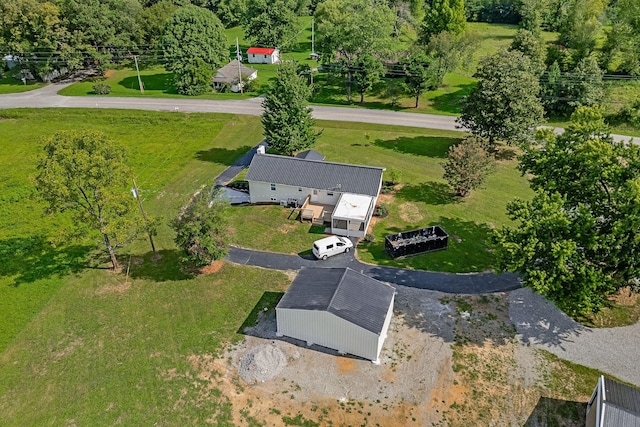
[258, 153, 385, 170]
[327, 267, 351, 309]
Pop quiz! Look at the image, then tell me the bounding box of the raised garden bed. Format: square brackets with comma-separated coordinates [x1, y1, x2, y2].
[385, 226, 448, 259]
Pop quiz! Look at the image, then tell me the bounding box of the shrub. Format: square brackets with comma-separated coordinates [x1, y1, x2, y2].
[92, 83, 111, 95]
[374, 204, 389, 217]
[443, 135, 495, 197]
[364, 233, 375, 243]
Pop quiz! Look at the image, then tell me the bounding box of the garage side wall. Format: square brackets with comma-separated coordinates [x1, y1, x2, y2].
[276, 308, 380, 361]
[376, 293, 394, 358]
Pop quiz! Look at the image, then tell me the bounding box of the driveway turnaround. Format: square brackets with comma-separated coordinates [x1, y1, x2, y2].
[510, 288, 640, 386]
[226, 246, 521, 294]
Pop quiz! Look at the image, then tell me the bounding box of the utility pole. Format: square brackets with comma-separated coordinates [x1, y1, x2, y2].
[236, 37, 243, 94]
[134, 55, 144, 95]
[311, 18, 315, 56]
[132, 179, 156, 257]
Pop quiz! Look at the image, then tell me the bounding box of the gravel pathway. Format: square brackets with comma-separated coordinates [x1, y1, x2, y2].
[509, 288, 640, 386]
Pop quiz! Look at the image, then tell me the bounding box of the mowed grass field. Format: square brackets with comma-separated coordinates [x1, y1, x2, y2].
[0, 108, 296, 425]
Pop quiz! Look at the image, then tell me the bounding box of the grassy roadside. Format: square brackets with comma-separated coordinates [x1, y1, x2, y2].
[0, 77, 45, 94]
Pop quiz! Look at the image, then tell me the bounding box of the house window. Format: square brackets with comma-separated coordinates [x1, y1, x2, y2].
[270, 183, 276, 191]
[327, 192, 333, 196]
[298, 188, 302, 191]
[313, 190, 318, 195]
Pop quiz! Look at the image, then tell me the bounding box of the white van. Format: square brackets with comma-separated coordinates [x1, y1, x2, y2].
[312, 236, 354, 260]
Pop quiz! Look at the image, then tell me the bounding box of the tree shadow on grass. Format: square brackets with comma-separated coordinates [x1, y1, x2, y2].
[196, 145, 253, 165]
[429, 82, 476, 115]
[118, 73, 174, 93]
[395, 181, 459, 205]
[125, 249, 195, 282]
[373, 135, 461, 158]
[237, 291, 284, 334]
[524, 397, 586, 427]
[0, 236, 91, 286]
[495, 145, 519, 161]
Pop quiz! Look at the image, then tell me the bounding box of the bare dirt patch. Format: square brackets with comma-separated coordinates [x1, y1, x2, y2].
[103, 70, 115, 78]
[170, 289, 591, 426]
[181, 285, 455, 426]
[95, 281, 131, 295]
[398, 202, 424, 223]
[201, 260, 225, 275]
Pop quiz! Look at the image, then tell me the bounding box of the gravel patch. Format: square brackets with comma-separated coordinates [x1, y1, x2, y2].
[239, 344, 288, 384]
[509, 288, 640, 386]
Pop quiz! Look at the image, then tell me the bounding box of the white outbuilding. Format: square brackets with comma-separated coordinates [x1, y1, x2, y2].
[246, 47, 280, 64]
[276, 267, 395, 364]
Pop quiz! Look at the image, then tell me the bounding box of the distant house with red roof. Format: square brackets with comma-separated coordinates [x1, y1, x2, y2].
[246, 47, 280, 64]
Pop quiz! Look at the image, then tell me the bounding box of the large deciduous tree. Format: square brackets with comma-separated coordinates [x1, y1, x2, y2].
[509, 29, 546, 76]
[262, 61, 319, 156]
[401, 52, 440, 108]
[443, 136, 495, 197]
[493, 107, 640, 315]
[60, 0, 144, 68]
[314, 0, 395, 103]
[172, 185, 229, 267]
[458, 50, 544, 148]
[162, 5, 227, 95]
[602, 0, 640, 75]
[0, 0, 71, 76]
[34, 130, 138, 270]
[420, 0, 466, 42]
[351, 53, 385, 105]
[245, 0, 299, 48]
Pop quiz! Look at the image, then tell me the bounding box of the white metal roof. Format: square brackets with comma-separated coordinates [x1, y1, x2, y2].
[333, 193, 373, 221]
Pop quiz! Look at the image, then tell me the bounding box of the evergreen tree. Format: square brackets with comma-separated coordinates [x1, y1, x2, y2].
[262, 61, 320, 156]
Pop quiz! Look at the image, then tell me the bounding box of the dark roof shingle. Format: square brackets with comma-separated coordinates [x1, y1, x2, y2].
[246, 154, 384, 197]
[276, 268, 395, 334]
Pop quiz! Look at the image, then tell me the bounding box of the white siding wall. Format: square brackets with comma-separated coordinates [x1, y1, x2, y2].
[376, 293, 395, 359]
[248, 180, 342, 205]
[276, 308, 381, 361]
[313, 189, 341, 205]
[249, 181, 309, 204]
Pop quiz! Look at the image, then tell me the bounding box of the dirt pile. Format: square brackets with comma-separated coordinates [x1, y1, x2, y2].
[239, 344, 287, 384]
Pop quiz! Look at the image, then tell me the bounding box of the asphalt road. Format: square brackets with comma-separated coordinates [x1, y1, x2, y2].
[1, 82, 635, 143]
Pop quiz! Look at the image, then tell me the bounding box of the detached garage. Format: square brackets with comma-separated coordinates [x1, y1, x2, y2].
[276, 268, 396, 364]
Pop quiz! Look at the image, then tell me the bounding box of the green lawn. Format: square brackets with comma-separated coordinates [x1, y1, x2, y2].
[0, 108, 263, 353]
[0, 108, 627, 424]
[0, 76, 45, 94]
[228, 121, 532, 273]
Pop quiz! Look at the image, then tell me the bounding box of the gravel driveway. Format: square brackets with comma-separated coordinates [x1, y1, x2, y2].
[509, 288, 640, 386]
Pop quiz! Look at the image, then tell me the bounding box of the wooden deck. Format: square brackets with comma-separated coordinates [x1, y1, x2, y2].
[300, 201, 334, 224]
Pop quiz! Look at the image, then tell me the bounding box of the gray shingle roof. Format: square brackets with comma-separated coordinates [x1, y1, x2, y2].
[276, 268, 395, 334]
[212, 60, 257, 84]
[602, 377, 640, 426]
[246, 153, 384, 197]
[295, 149, 325, 161]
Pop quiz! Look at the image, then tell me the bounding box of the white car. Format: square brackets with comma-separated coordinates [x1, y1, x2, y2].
[312, 236, 353, 260]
